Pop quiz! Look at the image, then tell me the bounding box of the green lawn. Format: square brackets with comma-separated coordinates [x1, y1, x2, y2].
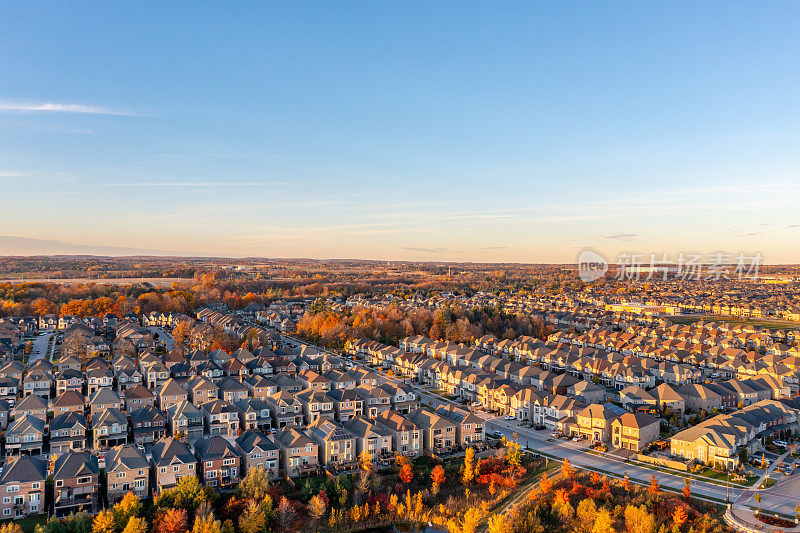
[0, 514, 48, 533]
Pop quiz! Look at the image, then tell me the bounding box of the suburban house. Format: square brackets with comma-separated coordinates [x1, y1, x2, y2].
[611, 412, 660, 451]
[50, 412, 88, 456]
[53, 451, 100, 517]
[576, 404, 622, 443]
[235, 431, 280, 478]
[105, 445, 150, 503]
[194, 435, 242, 489]
[0, 456, 47, 518]
[274, 427, 319, 477]
[151, 437, 197, 492]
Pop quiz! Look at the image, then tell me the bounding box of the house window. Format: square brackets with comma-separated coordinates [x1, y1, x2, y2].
[77, 477, 90, 484]
[55, 480, 63, 487]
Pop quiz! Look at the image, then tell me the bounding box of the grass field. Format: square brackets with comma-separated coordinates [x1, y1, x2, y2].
[668, 315, 799, 330]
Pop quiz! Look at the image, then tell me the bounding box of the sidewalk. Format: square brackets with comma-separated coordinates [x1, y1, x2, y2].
[726, 506, 800, 533]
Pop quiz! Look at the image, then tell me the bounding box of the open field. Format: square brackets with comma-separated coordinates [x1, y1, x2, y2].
[0, 277, 191, 286]
[668, 315, 800, 330]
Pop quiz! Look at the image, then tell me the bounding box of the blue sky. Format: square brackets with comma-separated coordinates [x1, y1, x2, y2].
[2, 2, 800, 262]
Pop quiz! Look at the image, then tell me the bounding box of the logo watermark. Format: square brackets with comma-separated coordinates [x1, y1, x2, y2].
[577, 251, 762, 282]
[578, 250, 609, 282]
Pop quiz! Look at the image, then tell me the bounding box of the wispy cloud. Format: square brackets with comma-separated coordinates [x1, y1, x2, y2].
[398, 247, 458, 254]
[98, 181, 295, 188]
[0, 101, 137, 116]
[0, 171, 24, 178]
[602, 233, 638, 242]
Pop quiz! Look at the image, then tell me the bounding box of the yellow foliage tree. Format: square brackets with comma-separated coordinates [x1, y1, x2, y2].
[592, 508, 616, 533]
[624, 505, 655, 533]
[192, 514, 222, 533]
[461, 507, 482, 533]
[463, 447, 476, 485]
[93, 510, 117, 533]
[487, 514, 513, 533]
[114, 492, 142, 530]
[122, 517, 148, 533]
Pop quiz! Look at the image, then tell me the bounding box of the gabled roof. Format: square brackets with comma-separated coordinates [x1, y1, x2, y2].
[167, 400, 202, 420]
[50, 411, 87, 432]
[93, 408, 128, 427]
[106, 445, 149, 472]
[194, 435, 240, 460]
[7, 414, 45, 435]
[125, 384, 155, 399]
[0, 456, 47, 483]
[53, 451, 99, 479]
[151, 437, 195, 466]
[236, 430, 279, 453]
[130, 405, 166, 424]
[89, 387, 122, 406]
[54, 390, 85, 408]
[14, 394, 48, 411]
[159, 378, 188, 398]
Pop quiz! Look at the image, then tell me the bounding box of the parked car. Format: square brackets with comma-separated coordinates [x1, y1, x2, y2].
[773, 440, 788, 448]
[504, 415, 516, 421]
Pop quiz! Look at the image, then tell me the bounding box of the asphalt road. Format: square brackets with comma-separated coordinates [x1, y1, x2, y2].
[29, 332, 52, 363]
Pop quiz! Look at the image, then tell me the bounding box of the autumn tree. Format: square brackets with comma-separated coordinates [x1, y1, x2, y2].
[623, 473, 632, 493]
[460, 507, 482, 533]
[154, 508, 188, 533]
[672, 507, 688, 528]
[487, 514, 513, 533]
[648, 475, 660, 496]
[624, 505, 655, 533]
[562, 458, 575, 479]
[592, 508, 616, 533]
[238, 466, 270, 502]
[539, 471, 552, 494]
[308, 494, 327, 522]
[122, 517, 147, 533]
[576, 499, 598, 533]
[431, 464, 446, 495]
[505, 437, 522, 471]
[92, 510, 116, 533]
[238, 501, 266, 533]
[682, 478, 691, 500]
[277, 497, 294, 529]
[155, 474, 210, 512]
[172, 321, 191, 346]
[754, 493, 762, 513]
[463, 447, 476, 484]
[0, 525, 23, 533]
[113, 492, 142, 530]
[192, 514, 222, 533]
[359, 450, 373, 473]
[399, 463, 414, 484]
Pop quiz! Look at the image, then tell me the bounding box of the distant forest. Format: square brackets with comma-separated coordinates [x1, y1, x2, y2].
[297, 301, 549, 349]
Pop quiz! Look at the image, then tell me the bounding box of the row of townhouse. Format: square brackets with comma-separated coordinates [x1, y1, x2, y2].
[0, 399, 487, 520]
[670, 399, 800, 468]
